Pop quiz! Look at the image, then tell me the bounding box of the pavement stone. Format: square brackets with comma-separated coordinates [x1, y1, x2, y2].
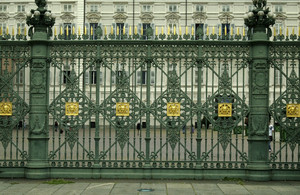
[139, 183, 166, 195]
[110, 183, 141, 195]
[81, 183, 114, 195]
[51, 183, 89, 195]
[217, 183, 251, 195]
[193, 183, 224, 195]
[243, 184, 281, 195]
[270, 185, 300, 195]
[0, 183, 39, 195]
[25, 184, 64, 195]
[167, 183, 195, 195]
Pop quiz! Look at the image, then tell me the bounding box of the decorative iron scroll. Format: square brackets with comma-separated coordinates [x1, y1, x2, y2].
[116, 102, 130, 116]
[286, 104, 300, 117]
[65, 102, 79, 116]
[218, 103, 232, 117]
[0, 102, 12, 116]
[167, 103, 180, 116]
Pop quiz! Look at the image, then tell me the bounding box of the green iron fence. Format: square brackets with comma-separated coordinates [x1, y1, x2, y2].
[0, 0, 300, 180]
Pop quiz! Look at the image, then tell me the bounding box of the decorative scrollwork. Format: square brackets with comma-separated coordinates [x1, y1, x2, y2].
[218, 103, 232, 117]
[116, 102, 130, 116]
[286, 104, 300, 117]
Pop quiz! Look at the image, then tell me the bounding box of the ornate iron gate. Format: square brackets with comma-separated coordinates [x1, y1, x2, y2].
[0, 0, 300, 180]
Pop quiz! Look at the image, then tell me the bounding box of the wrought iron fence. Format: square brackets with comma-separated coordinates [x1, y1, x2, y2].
[0, 0, 300, 180]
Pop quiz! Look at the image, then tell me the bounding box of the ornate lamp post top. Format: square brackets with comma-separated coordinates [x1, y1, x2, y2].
[244, 0, 275, 38]
[26, 0, 55, 39]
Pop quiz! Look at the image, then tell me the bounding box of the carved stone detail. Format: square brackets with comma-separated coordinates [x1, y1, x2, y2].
[113, 13, 128, 23]
[218, 12, 234, 24]
[192, 12, 207, 23]
[165, 13, 180, 24]
[140, 13, 154, 23]
[86, 12, 101, 23]
[275, 12, 287, 22]
[0, 13, 8, 22]
[60, 12, 76, 23]
[14, 13, 26, 23]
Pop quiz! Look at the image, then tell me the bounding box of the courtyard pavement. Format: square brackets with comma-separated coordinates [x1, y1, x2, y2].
[0, 179, 300, 195]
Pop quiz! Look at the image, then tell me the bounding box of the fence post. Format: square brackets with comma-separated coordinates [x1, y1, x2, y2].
[244, 0, 275, 181]
[25, 1, 55, 179]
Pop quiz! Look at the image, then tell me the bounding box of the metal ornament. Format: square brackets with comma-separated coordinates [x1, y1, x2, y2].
[116, 102, 130, 116]
[65, 102, 79, 116]
[167, 103, 180, 116]
[218, 103, 232, 117]
[286, 104, 300, 117]
[0, 102, 12, 116]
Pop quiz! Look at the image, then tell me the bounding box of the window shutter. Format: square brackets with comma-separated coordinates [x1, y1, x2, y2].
[151, 23, 155, 38]
[84, 71, 89, 84]
[125, 23, 129, 34]
[137, 71, 141, 84]
[204, 24, 208, 39]
[231, 24, 235, 35]
[151, 71, 155, 84]
[111, 71, 116, 84]
[112, 23, 116, 35]
[99, 71, 103, 84]
[138, 23, 142, 36]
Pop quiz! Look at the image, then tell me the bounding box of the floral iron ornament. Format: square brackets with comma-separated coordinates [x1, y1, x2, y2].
[26, 0, 55, 38]
[244, 0, 275, 38]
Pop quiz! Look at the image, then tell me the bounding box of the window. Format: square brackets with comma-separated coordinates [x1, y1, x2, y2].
[168, 23, 177, 34]
[222, 5, 230, 12]
[63, 70, 71, 84]
[116, 23, 124, 36]
[17, 23, 25, 35]
[90, 23, 98, 40]
[137, 71, 155, 85]
[222, 23, 230, 38]
[90, 4, 98, 12]
[142, 23, 151, 39]
[274, 23, 283, 35]
[274, 69, 280, 85]
[15, 69, 24, 84]
[0, 23, 6, 33]
[195, 23, 204, 40]
[116, 5, 125, 12]
[17, 5, 25, 12]
[64, 4, 73, 12]
[63, 23, 72, 39]
[196, 5, 204, 12]
[168, 4, 177, 12]
[275, 5, 283, 13]
[195, 70, 203, 84]
[142, 5, 151, 12]
[0, 5, 7, 12]
[90, 71, 97, 84]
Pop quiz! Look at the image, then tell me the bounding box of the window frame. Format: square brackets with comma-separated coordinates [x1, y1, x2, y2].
[0, 4, 7, 12]
[142, 5, 152, 12]
[90, 4, 99, 12]
[168, 4, 178, 12]
[195, 4, 204, 12]
[63, 4, 73, 12]
[222, 5, 230, 12]
[116, 4, 125, 12]
[17, 5, 25, 12]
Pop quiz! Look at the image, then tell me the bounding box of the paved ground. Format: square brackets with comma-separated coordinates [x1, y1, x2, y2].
[0, 179, 300, 195]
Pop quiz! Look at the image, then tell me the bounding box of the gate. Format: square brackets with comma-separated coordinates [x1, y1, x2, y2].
[0, 0, 300, 180]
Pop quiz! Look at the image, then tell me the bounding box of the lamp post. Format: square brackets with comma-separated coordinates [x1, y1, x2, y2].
[245, 0, 275, 181]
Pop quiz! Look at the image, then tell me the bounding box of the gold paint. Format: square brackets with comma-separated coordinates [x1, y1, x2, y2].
[218, 103, 232, 117]
[167, 103, 180, 117]
[65, 102, 79, 116]
[286, 104, 300, 117]
[116, 102, 130, 116]
[0, 102, 12, 116]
